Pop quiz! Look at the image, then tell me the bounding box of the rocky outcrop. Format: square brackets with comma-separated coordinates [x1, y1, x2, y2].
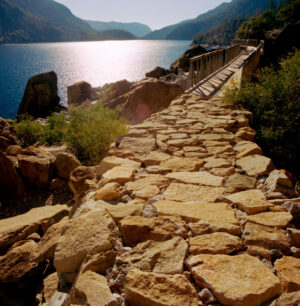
[145, 66, 170, 79]
[0, 117, 17, 151]
[170, 45, 207, 73]
[67, 81, 95, 110]
[17, 71, 63, 118]
[104, 79, 184, 123]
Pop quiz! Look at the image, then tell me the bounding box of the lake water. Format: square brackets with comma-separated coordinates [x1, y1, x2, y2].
[0, 40, 190, 119]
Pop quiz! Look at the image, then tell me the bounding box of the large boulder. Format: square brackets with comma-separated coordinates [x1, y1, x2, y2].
[145, 66, 170, 79]
[67, 81, 94, 109]
[17, 71, 63, 119]
[105, 79, 184, 123]
[0, 151, 24, 199]
[170, 45, 207, 73]
[17, 148, 56, 189]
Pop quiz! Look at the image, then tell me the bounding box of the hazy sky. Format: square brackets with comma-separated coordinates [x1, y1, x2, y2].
[56, 0, 232, 30]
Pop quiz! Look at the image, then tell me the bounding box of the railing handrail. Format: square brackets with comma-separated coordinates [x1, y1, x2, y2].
[190, 44, 240, 63]
[188, 43, 241, 90]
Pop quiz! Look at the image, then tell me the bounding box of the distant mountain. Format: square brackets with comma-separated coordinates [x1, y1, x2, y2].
[0, 0, 136, 43]
[86, 20, 151, 38]
[144, 0, 279, 40]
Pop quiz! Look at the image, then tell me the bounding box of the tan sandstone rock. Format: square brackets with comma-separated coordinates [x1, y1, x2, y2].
[119, 136, 157, 154]
[96, 156, 141, 176]
[187, 254, 282, 306]
[160, 157, 204, 172]
[143, 151, 170, 166]
[69, 166, 97, 196]
[0, 240, 38, 282]
[166, 171, 224, 187]
[101, 166, 136, 185]
[164, 183, 225, 203]
[189, 232, 242, 255]
[225, 173, 256, 190]
[154, 200, 238, 224]
[225, 189, 273, 214]
[124, 269, 199, 306]
[0, 205, 69, 249]
[243, 222, 290, 255]
[189, 220, 241, 236]
[275, 256, 300, 292]
[73, 271, 112, 306]
[93, 182, 125, 201]
[247, 211, 293, 228]
[236, 155, 274, 176]
[120, 216, 187, 246]
[106, 203, 144, 222]
[54, 209, 118, 273]
[117, 237, 188, 274]
[270, 291, 300, 306]
[54, 152, 80, 180]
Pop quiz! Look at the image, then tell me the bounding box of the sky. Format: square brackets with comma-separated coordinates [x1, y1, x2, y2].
[56, 0, 232, 30]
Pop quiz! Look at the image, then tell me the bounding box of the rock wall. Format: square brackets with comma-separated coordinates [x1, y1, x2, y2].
[1, 94, 300, 305]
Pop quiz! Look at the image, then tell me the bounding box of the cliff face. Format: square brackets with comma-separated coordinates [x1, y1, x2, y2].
[0, 92, 299, 305]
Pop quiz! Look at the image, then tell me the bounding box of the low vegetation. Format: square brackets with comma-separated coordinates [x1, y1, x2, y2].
[14, 103, 128, 165]
[225, 50, 300, 176]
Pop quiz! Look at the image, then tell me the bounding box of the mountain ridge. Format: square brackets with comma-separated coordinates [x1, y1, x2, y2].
[144, 0, 278, 40]
[0, 0, 136, 43]
[86, 20, 151, 38]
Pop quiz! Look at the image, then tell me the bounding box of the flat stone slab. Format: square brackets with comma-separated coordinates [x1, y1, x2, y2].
[160, 157, 204, 172]
[236, 155, 274, 176]
[0, 205, 69, 249]
[225, 173, 256, 190]
[166, 171, 224, 187]
[101, 166, 136, 184]
[163, 183, 225, 203]
[274, 256, 300, 292]
[189, 232, 242, 255]
[154, 200, 238, 224]
[117, 237, 188, 274]
[247, 211, 293, 228]
[187, 254, 282, 306]
[119, 136, 157, 154]
[124, 269, 199, 306]
[225, 190, 273, 214]
[243, 222, 290, 254]
[54, 209, 118, 273]
[120, 216, 187, 246]
[189, 220, 241, 236]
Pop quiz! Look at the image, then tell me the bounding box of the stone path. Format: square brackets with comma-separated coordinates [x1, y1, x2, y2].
[46, 92, 300, 305]
[1, 63, 299, 305]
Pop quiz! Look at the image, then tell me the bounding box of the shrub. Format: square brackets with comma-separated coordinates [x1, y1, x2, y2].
[225, 50, 300, 176]
[14, 103, 128, 165]
[41, 112, 68, 145]
[67, 103, 128, 165]
[14, 115, 43, 147]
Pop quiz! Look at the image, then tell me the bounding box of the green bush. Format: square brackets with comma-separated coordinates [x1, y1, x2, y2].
[42, 112, 68, 145]
[14, 115, 44, 147]
[225, 50, 300, 176]
[67, 103, 128, 165]
[14, 103, 128, 165]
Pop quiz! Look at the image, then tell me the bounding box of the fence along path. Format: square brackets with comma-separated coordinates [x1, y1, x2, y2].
[187, 40, 264, 96]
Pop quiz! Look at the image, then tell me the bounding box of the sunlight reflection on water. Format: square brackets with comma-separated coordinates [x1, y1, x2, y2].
[0, 40, 190, 118]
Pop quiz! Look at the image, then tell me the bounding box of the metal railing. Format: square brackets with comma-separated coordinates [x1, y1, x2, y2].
[188, 44, 241, 90]
[241, 40, 264, 83]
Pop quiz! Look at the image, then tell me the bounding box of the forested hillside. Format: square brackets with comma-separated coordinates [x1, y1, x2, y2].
[0, 0, 136, 43]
